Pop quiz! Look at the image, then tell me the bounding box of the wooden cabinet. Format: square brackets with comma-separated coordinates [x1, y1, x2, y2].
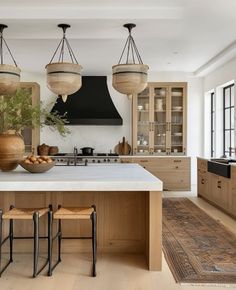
[20, 82, 40, 154]
[197, 157, 234, 218]
[230, 166, 236, 216]
[121, 157, 191, 191]
[132, 82, 187, 156]
[197, 158, 210, 200]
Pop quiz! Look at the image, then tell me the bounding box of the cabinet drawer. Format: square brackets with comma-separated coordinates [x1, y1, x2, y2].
[120, 158, 132, 163]
[134, 157, 190, 171]
[151, 171, 190, 191]
[197, 158, 208, 171]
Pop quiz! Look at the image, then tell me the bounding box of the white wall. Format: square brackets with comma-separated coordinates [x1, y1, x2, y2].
[21, 71, 204, 185]
[203, 57, 236, 157]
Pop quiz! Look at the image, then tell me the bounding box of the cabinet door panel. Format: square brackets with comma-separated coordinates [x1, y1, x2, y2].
[136, 87, 151, 154]
[153, 86, 168, 154]
[197, 173, 209, 199]
[170, 86, 185, 154]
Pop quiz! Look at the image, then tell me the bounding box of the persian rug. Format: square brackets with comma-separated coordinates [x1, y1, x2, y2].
[162, 197, 236, 284]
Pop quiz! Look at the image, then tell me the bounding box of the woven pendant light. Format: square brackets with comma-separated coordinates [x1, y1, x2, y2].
[0, 24, 21, 95]
[45, 24, 82, 103]
[112, 23, 149, 99]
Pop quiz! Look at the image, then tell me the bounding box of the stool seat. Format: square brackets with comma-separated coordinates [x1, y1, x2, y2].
[53, 207, 94, 220]
[3, 207, 49, 220]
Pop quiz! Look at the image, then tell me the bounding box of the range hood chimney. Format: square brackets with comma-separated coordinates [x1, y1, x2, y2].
[50, 76, 123, 125]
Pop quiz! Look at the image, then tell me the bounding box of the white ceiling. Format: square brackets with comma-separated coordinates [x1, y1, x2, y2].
[1, 0, 236, 75]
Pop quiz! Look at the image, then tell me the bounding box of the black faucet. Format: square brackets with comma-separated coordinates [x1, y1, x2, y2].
[73, 147, 78, 166]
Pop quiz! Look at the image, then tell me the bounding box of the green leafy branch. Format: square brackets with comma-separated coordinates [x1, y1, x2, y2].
[0, 88, 70, 136]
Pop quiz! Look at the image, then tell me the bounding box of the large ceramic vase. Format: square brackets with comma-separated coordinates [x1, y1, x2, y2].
[0, 133, 25, 171]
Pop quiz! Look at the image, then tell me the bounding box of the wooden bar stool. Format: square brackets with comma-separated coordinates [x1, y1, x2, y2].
[0, 205, 53, 277]
[48, 205, 97, 277]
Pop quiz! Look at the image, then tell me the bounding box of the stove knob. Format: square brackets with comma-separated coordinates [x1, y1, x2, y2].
[114, 159, 117, 162]
[92, 159, 95, 163]
[98, 160, 101, 163]
[104, 159, 106, 162]
[107, 159, 110, 162]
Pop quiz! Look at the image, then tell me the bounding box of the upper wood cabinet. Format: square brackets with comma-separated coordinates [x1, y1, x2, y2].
[132, 82, 187, 155]
[20, 82, 40, 154]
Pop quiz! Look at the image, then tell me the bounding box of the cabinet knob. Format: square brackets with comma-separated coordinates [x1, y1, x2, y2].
[201, 179, 205, 184]
[175, 166, 179, 169]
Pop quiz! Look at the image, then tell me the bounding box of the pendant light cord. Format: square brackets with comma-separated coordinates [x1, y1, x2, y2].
[118, 25, 143, 65]
[0, 25, 18, 67]
[49, 24, 79, 64]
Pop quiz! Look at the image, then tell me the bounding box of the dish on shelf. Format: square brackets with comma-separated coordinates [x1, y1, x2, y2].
[138, 105, 143, 110]
[173, 132, 182, 136]
[172, 91, 182, 97]
[172, 106, 182, 111]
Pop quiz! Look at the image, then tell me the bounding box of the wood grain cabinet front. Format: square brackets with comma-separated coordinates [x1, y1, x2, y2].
[197, 173, 209, 199]
[121, 157, 191, 191]
[197, 158, 234, 218]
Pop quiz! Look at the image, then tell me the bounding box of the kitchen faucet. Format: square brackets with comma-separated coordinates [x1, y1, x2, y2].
[73, 146, 78, 166]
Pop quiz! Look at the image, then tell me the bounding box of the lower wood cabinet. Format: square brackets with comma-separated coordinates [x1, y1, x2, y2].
[121, 157, 191, 191]
[197, 157, 235, 218]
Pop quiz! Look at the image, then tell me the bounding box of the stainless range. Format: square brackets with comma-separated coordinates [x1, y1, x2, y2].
[52, 153, 120, 166]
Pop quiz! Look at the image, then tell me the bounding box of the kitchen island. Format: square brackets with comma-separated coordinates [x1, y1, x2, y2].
[0, 163, 163, 271]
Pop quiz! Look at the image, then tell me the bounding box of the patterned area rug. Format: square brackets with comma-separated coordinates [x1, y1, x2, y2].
[162, 198, 236, 284]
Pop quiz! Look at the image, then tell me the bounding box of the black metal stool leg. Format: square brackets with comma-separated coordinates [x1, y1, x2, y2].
[48, 210, 53, 276]
[91, 211, 97, 277]
[0, 209, 3, 277]
[58, 219, 62, 263]
[9, 219, 13, 263]
[33, 212, 39, 278]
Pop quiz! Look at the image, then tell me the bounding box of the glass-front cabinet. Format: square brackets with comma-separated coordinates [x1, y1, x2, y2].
[133, 82, 187, 155]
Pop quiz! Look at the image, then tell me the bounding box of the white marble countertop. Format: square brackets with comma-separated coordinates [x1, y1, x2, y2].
[0, 164, 163, 192]
[120, 155, 190, 158]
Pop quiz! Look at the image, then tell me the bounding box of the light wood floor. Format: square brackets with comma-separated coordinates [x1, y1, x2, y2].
[1, 187, 236, 290]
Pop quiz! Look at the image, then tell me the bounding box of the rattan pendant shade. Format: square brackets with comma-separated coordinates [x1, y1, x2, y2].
[0, 24, 21, 95]
[45, 24, 82, 103]
[112, 24, 149, 99]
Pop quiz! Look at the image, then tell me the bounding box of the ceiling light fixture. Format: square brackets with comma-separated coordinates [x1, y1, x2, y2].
[45, 24, 82, 103]
[112, 23, 149, 100]
[0, 24, 21, 95]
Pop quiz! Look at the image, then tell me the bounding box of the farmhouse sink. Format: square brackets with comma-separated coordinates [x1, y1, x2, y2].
[208, 160, 232, 178]
[210, 158, 236, 164]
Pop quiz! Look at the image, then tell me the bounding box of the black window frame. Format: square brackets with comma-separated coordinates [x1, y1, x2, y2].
[223, 84, 234, 157]
[210, 92, 215, 157]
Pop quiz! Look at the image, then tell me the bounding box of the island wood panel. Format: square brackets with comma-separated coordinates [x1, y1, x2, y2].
[0, 191, 147, 254]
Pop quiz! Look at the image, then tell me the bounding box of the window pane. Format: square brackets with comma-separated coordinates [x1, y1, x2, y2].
[231, 130, 234, 149]
[225, 108, 230, 129]
[231, 109, 234, 129]
[225, 88, 230, 107]
[231, 86, 234, 107]
[225, 130, 230, 153]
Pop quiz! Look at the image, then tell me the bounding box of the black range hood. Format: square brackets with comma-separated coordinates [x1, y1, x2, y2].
[50, 76, 123, 125]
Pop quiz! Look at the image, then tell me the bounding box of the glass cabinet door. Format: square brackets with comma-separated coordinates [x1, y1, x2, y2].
[136, 88, 151, 154]
[153, 87, 168, 154]
[170, 87, 184, 155]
